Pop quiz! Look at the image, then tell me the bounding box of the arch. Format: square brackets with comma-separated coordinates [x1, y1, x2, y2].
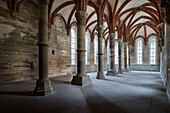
[67, 6, 76, 31]
[51, 14, 67, 30]
[88, 0, 98, 12]
[50, 1, 75, 26]
[86, 20, 97, 31]
[147, 33, 158, 41]
[86, 11, 96, 24]
[115, 0, 131, 20]
[67, 21, 77, 36]
[17, 0, 38, 12]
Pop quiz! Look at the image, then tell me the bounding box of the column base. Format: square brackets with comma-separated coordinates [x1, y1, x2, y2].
[118, 69, 123, 74]
[71, 75, 91, 86]
[106, 70, 118, 76]
[34, 79, 53, 96]
[96, 72, 105, 79]
[123, 68, 129, 72]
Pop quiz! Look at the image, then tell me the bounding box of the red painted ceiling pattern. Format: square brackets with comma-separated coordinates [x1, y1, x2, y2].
[7, 0, 163, 47]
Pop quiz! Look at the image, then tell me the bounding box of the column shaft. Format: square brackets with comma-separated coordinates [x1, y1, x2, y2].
[96, 25, 105, 79]
[34, 0, 53, 96]
[71, 11, 91, 86]
[128, 45, 131, 71]
[118, 39, 123, 74]
[106, 33, 118, 76]
[124, 42, 129, 72]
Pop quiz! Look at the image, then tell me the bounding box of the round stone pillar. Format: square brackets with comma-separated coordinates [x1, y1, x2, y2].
[123, 42, 129, 72]
[96, 25, 105, 79]
[71, 11, 91, 86]
[34, 0, 53, 96]
[106, 33, 118, 76]
[118, 39, 123, 74]
[128, 45, 132, 71]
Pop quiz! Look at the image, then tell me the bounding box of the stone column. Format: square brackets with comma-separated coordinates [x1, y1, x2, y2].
[71, 11, 91, 86]
[124, 42, 129, 72]
[96, 25, 105, 79]
[106, 33, 118, 76]
[118, 39, 123, 74]
[131, 46, 135, 70]
[103, 46, 107, 65]
[90, 43, 94, 65]
[128, 45, 132, 71]
[34, 0, 53, 96]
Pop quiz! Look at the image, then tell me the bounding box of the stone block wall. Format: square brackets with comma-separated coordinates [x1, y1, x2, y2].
[48, 15, 72, 77]
[0, 1, 39, 82]
[0, 1, 109, 83]
[0, 1, 73, 82]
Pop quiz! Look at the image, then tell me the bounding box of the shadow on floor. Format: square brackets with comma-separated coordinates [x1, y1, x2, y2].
[80, 86, 128, 113]
[0, 91, 34, 96]
[51, 79, 71, 84]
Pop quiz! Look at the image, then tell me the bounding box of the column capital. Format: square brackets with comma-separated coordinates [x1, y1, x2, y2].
[109, 33, 115, 36]
[118, 38, 122, 42]
[157, 22, 164, 28]
[75, 11, 88, 25]
[124, 42, 129, 47]
[128, 44, 132, 48]
[109, 33, 115, 40]
[97, 25, 104, 32]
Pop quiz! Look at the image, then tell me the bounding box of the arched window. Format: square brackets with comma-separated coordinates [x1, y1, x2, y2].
[107, 41, 110, 64]
[150, 38, 156, 64]
[94, 35, 98, 65]
[115, 41, 118, 64]
[71, 27, 77, 65]
[137, 40, 143, 64]
[85, 31, 90, 65]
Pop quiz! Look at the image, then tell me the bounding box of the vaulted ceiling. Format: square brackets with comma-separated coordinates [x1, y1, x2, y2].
[48, 0, 162, 46]
[13, 0, 162, 46]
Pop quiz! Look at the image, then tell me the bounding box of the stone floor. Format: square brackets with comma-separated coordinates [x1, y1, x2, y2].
[0, 71, 170, 113]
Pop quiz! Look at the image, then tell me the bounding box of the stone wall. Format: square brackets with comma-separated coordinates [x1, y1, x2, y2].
[48, 15, 72, 77]
[161, 23, 170, 99]
[0, 1, 73, 82]
[0, 1, 110, 83]
[0, 1, 39, 82]
[131, 38, 160, 71]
